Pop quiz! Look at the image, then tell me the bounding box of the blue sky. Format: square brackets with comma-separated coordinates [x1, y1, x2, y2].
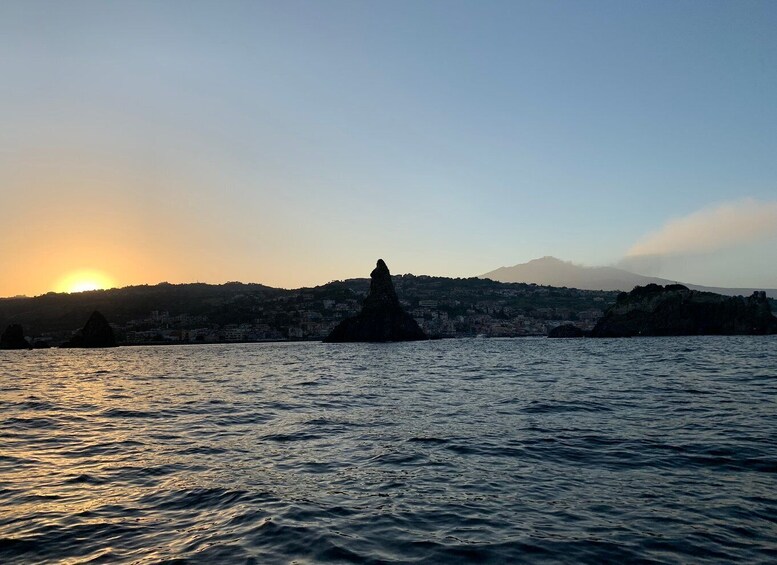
[1, 1, 776, 295]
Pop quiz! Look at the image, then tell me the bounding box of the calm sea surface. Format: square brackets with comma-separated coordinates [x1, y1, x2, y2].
[1, 337, 776, 564]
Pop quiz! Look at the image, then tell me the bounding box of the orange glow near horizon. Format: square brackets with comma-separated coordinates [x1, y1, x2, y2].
[55, 270, 116, 294]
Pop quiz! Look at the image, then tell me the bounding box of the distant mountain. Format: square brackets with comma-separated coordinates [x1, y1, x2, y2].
[481, 256, 777, 298]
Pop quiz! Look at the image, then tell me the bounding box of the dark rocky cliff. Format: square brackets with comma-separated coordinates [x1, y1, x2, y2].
[0, 324, 31, 349]
[591, 284, 777, 337]
[324, 260, 427, 342]
[61, 311, 117, 348]
[548, 323, 587, 338]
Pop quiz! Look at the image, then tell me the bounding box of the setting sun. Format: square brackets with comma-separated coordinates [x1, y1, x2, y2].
[55, 269, 116, 294]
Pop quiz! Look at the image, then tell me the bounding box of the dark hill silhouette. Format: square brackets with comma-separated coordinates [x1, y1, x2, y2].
[0, 282, 285, 337]
[591, 285, 777, 337]
[1, 274, 772, 342]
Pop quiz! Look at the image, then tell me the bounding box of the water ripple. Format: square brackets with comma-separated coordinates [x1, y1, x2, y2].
[1, 337, 776, 563]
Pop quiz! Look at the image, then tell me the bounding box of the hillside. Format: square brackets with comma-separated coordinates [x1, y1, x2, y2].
[591, 285, 777, 337]
[0, 276, 618, 343]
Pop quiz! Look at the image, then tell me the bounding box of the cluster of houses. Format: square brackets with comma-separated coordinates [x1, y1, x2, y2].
[117, 292, 605, 344]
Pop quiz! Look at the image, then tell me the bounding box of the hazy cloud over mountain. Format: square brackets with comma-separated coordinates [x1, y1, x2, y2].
[626, 199, 777, 258]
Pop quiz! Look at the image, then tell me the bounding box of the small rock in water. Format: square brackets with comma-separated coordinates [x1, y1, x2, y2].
[548, 324, 587, 338]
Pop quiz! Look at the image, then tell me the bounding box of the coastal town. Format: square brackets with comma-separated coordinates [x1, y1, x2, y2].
[122, 286, 607, 344]
[1, 275, 614, 346]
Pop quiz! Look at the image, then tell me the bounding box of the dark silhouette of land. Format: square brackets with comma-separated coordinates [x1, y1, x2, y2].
[0, 274, 620, 344]
[1, 272, 774, 345]
[324, 260, 427, 342]
[547, 324, 587, 338]
[590, 284, 777, 337]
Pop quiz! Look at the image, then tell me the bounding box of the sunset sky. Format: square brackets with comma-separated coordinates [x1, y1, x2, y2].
[2, 1, 776, 297]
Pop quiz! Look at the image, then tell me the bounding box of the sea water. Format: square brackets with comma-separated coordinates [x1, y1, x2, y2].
[1, 337, 776, 563]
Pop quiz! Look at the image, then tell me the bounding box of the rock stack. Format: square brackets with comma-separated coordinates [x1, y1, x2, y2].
[0, 324, 31, 349]
[61, 311, 118, 348]
[324, 259, 427, 343]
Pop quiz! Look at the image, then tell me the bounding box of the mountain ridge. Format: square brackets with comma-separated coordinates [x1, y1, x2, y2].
[481, 256, 777, 298]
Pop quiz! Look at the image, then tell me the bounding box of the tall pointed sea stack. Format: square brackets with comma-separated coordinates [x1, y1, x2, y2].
[61, 311, 118, 348]
[324, 259, 427, 342]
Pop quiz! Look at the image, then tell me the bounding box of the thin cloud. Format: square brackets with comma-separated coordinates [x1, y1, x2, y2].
[626, 198, 777, 257]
